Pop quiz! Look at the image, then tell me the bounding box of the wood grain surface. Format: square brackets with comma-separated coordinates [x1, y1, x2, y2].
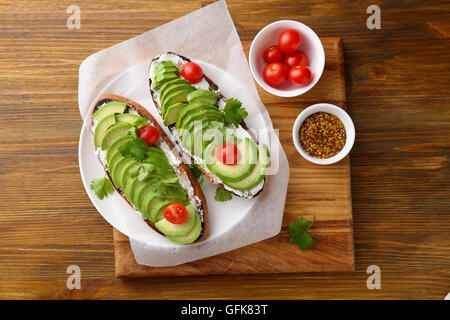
[0, 0, 449, 299]
[114, 37, 355, 278]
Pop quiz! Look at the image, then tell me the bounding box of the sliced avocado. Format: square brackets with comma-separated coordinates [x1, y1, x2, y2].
[94, 114, 116, 147]
[163, 102, 187, 126]
[93, 102, 127, 121]
[156, 65, 178, 75]
[159, 78, 190, 93]
[162, 89, 192, 110]
[155, 61, 176, 73]
[107, 149, 122, 169]
[155, 204, 196, 236]
[190, 122, 216, 156]
[180, 108, 224, 131]
[161, 84, 195, 106]
[175, 102, 212, 129]
[116, 113, 139, 125]
[100, 123, 132, 150]
[224, 144, 270, 190]
[106, 135, 131, 163]
[167, 214, 202, 244]
[140, 192, 159, 219]
[124, 176, 139, 204]
[133, 180, 155, 210]
[119, 159, 139, 189]
[152, 72, 179, 89]
[187, 90, 219, 105]
[110, 156, 131, 188]
[205, 138, 257, 183]
[149, 198, 187, 223]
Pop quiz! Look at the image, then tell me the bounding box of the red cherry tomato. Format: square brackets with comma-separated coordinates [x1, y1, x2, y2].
[263, 62, 289, 87]
[181, 62, 203, 84]
[137, 125, 160, 146]
[217, 144, 240, 165]
[288, 65, 312, 86]
[285, 50, 309, 69]
[278, 29, 302, 54]
[263, 45, 285, 64]
[164, 203, 188, 224]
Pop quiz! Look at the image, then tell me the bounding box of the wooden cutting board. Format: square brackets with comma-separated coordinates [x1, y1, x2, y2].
[113, 37, 354, 277]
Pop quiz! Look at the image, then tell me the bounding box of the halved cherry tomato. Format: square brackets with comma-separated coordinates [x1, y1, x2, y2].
[263, 45, 285, 64]
[217, 144, 240, 165]
[285, 50, 309, 69]
[288, 65, 312, 86]
[263, 62, 289, 87]
[137, 125, 160, 146]
[181, 62, 203, 84]
[278, 29, 302, 54]
[164, 203, 188, 224]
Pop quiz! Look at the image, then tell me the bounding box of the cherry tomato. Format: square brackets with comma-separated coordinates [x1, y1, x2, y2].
[137, 125, 160, 146]
[164, 203, 188, 224]
[263, 45, 285, 64]
[285, 50, 309, 69]
[278, 29, 302, 54]
[263, 62, 289, 87]
[181, 62, 203, 84]
[217, 144, 240, 165]
[288, 65, 312, 86]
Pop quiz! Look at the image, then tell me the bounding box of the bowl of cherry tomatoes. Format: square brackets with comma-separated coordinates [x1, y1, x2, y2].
[249, 20, 325, 97]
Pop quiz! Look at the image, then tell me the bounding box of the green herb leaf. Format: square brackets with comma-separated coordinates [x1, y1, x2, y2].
[151, 174, 180, 198]
[126, 126, 138, 138]
[90, 177, 114, 200]
[133, 116, 149, 128]
[189, 164, 204, 185]
[214, 187, 232, 202]
[287, 216, 315, 251]
[129, 163, 155, 181]
[118, 137, 149, 161]
[223, 98, 248, 128]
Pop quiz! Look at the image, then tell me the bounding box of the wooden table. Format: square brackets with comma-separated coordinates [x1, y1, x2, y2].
[0, 0, 448, 299]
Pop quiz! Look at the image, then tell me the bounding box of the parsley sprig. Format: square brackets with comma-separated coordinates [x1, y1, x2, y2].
[214, 187, 232, 202]
[90, 177, 114, 200]
[223, 98, 248, 128]
[287, 216, 315, 251]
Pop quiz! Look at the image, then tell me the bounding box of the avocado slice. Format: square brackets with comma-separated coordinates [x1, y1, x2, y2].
[155, 204, 196, 236]
[107, 150, 122, 170]
[140, 192, 160, 219]
[133, 180, 155, 210]
[224, 144, 270, 190]
[116, 113, 139, 125]
[94, 114, 116, 147]
[180, 108, 224, 131]
[152, 72, 179, 89]
[161, 84, 195, 106]
[167, 214, 202, 244]
[175, 102, 212, 129]
[155, 65, 178, 75]
[93, 102, 127, 121]
[162, 89, 192, 110]
[163, 102, 187, 126]
[106, 135, 131, 163]
[205, 138, 257, 183]
[159, 78, 190, 93]
[124, 176, 139, 204]
[155, 61, 176, 73]
[187, 90, 219, 105]
[101, 123, 132, 150]
[110, 156, 131, 188]
[119, 159, 140, 189]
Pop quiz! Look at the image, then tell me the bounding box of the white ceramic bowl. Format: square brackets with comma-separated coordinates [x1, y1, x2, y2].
[249, 20, 325, 97]
[292, 103, 355, 165]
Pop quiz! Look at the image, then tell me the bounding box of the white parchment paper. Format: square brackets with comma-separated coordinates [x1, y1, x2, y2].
[78, 0, 289, 266]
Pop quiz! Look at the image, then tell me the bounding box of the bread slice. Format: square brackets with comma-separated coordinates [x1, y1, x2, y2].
[148, 52, 265, 199]
[90, 94, 209, 243]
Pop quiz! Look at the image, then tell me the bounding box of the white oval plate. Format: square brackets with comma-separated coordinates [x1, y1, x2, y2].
[79, 59, 270, 247]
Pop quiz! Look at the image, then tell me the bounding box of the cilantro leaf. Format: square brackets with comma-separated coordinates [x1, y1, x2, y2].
[118, 137, 148, 161]
[129, 163, 155, 181]
[287, 216, 315, 251]
[151, 174, 180, 198]
[214, 187, 232, 202]
[133, 116, 149, 128]
[90, 177, 114, 200]
[189, 164, 204, 185]
[223, 98, 248, 127]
